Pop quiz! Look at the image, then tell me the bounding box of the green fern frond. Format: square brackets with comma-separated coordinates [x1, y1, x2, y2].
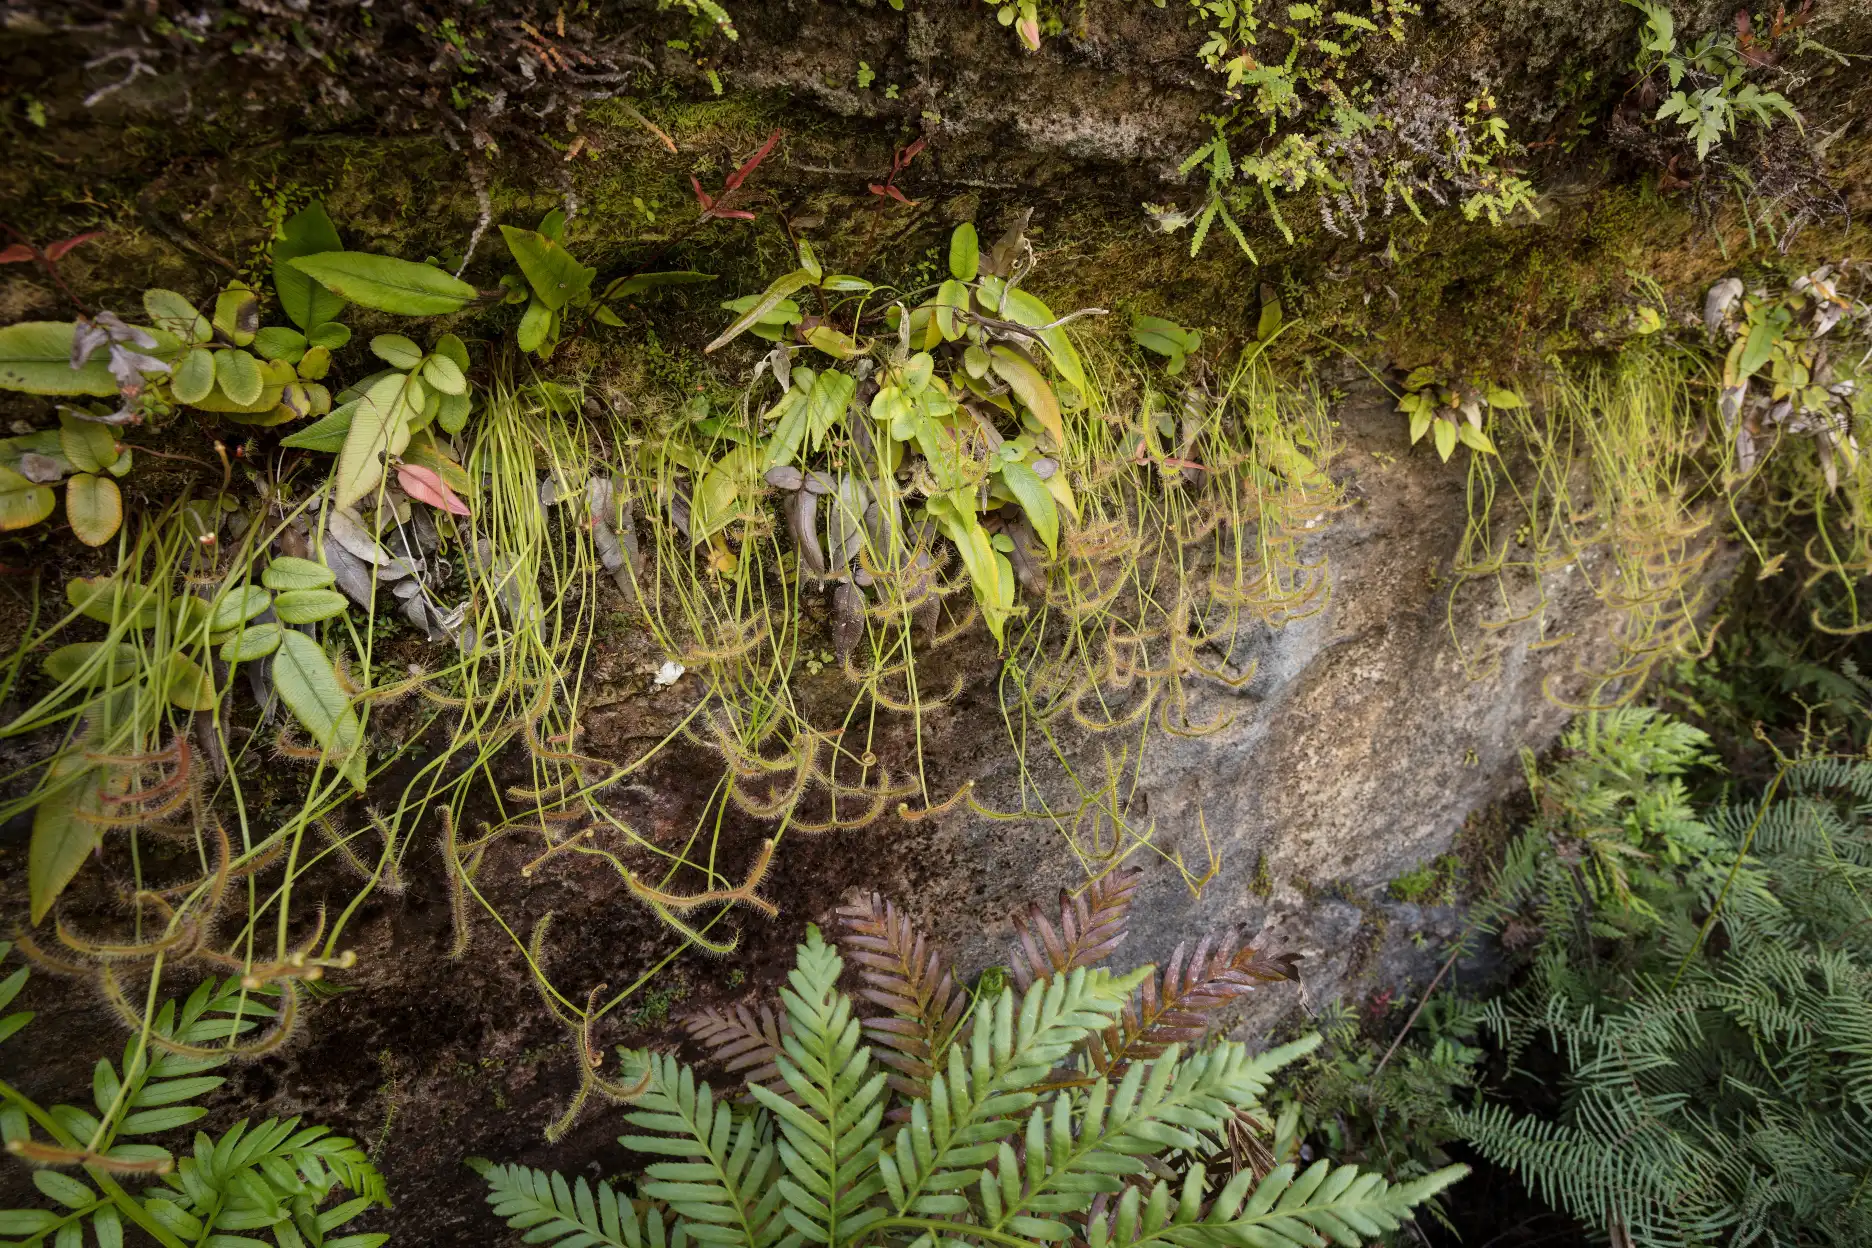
[878, 962, 1149, 1217]
[477, 1161, 643, 1248]
[144, 1117, 389, 1248]
[1087, 1159, 1468, 1248]
[619, 1050, 788, 1248]
[751, 925, 890, 1244]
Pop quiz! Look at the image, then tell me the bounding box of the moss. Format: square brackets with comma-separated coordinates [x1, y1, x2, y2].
[1387, 854, 1461, 905]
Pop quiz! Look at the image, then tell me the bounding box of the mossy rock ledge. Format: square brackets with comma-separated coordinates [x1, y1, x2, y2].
[0, 1, 1868, 1242]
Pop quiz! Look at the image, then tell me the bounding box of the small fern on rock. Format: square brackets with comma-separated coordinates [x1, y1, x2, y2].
[480, 875, 1463, 1248]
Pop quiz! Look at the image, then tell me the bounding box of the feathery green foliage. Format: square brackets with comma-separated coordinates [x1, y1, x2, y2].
[1451, 730, 1872, 1246]
[0, 947, 388, 1248]
[483, 925, 1462, 1248]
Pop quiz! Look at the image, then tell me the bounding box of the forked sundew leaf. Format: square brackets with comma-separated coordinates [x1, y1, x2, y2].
[0, 464, 56, 532]
[287, 252, 477, 316]
[29, 755, 107, 924]
[273, 201, 347, 330]
[165, 653, 219, 711]
[989, 346, 1064, 446]
[43, 642, 140, 686]
[219, 622, 283, 663]
[949, 221, 980, 281]
[333, 373, 416, 508]
[171, 347, 216, 404]
[0, 322, 118, 396]
[262, 555, 337, 591]
[272, 631, 365, 790]
[499, 225, 595, 311]
[65, 473, 122, 547]
[998, 459, 1058, 557]
[214, 348, 264, 407]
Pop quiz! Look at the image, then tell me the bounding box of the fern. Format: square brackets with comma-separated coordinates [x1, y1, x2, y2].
[683, 1004, 791, 1097]
[476, 1162, 675, 1248]
[834, 894, 970, 1100]
[1007, 869, 1138, 991]
[1086, 932, 1299, 1075]
[484, 921, 1461, 1248]
[0, 950, 387, 1248]
[1456, 749, 1872, 1247]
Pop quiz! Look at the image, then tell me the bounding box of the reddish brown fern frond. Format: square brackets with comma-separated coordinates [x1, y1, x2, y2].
[683, 1004, 791, 1096]
[1086, 932, 1298, 1075]
[835, 894, 970, 1100]
[1008, 868, 1140, 992]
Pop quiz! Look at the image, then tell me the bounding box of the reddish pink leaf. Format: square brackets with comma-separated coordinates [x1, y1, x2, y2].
[867, 184, 889, 198]
[397, 464, 471, 516]
[723, 129, 782, 192]
[44, 231, 104, 261]
[0, 244, 34, 264]
[715, 209, 757, 221]
[895, 137, 927, 173]
[690, 175, 715, 211]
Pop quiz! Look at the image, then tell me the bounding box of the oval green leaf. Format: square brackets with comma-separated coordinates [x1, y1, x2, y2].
[421, 353, 467, 395]
[370, 333, 423, 369]
[65, 473, 122, 547]
[142, 289, 211, 344]
[171, 347, 216, 404]
[272, 588, 350, 624]
[272, 630, 365, 790]
[214, 349, 264, 407]
[0, 464, 56, 532]
[219, 622, 283, 663]
[262, 556, 337, 591]
[273, 202, 348, 330]
[165, 653, 219, 711]
[949, 222, 980, 282]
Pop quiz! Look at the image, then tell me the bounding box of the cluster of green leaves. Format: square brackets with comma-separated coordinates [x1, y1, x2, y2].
[1393, 368, 1516, 462]
[1146, 0, 1533, 256]
[1621, 0, 1801, 160]
[1451, 726, 1872, 1246]
[492, 208, 713, 360]
[669, 221, 1085, 643]
[0, 952, 388, 1248]
[0, 410, 133, 547]
[481, 922, 1462, 1248]
[0, 500, 372, 921]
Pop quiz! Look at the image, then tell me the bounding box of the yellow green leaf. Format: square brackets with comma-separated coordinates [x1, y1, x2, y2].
[989, 346, 1064, 446]
[65, 473, 122, 547]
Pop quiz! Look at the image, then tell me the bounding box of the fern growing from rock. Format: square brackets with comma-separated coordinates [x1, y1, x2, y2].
[479, 882, 1464, 1248]
[1454, 734, 1872, 1247]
